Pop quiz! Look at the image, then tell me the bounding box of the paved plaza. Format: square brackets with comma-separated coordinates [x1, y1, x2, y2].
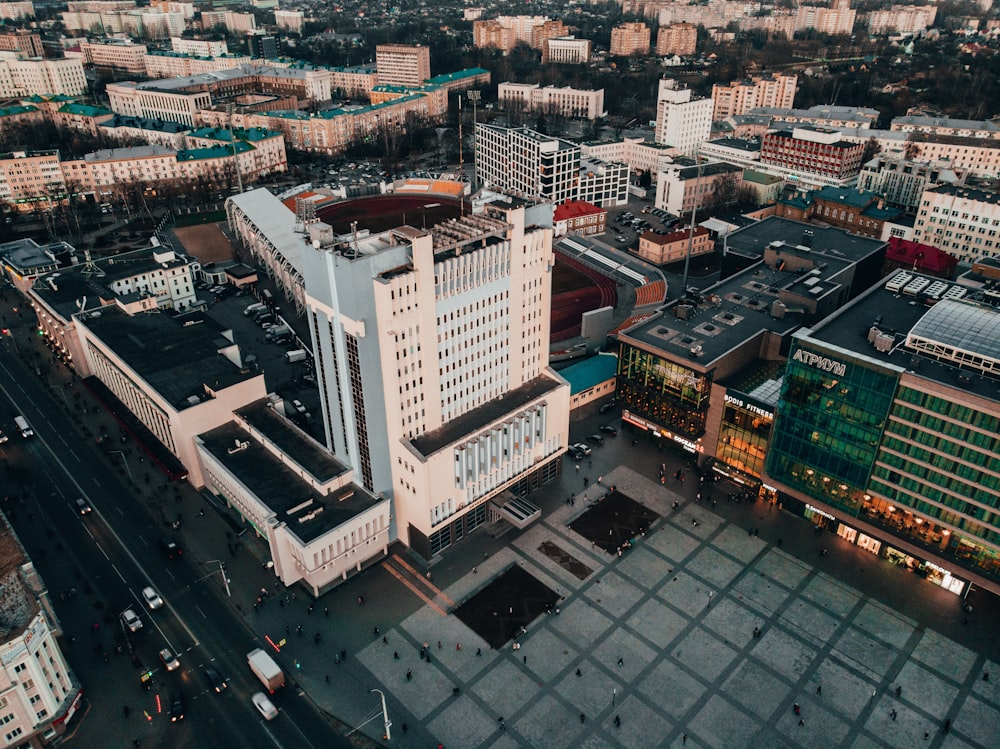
[354, 465, 1000, 748]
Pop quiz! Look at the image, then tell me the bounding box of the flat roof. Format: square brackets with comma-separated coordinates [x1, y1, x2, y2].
[806, 276, 1000, 403]
[80, 307, 258, 410]
[411, 375, 564, 457]
[235, 399, 349, 483]
[722, 216, 886, 263]
[198, 421, 381, 544]
[560, 354, 618, 395]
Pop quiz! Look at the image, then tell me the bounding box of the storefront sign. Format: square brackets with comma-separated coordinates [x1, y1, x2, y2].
[806, 503, 835, 521]
[793, 349, 847, 376]
[623, 411, 703, 453]
[724, 394, 773, 420]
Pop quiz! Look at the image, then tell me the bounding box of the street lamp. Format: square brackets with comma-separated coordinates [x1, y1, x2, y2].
[203, 560, 231, 597]
[680, 155, 705, 301]
[108, 449, 133, 485]
[370, 689, 391, 741]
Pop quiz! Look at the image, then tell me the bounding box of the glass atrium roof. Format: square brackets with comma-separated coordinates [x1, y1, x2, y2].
[906, 300, 1000, 376]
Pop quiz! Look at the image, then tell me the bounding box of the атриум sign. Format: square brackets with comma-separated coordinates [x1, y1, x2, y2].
[792, 348, 847, 376]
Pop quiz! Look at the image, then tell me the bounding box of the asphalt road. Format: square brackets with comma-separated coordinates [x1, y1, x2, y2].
[0, 305, 348, 748]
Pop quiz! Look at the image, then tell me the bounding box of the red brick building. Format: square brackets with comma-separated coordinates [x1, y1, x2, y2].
[884, 237, 958, 280]
[636, 226, 711, 265]
[761, 126, 865, 183]
[553, 200, 606, 237]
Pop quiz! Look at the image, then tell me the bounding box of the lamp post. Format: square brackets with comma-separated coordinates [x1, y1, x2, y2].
[108, 449, 133, 485]
[680, 155, 704, 301]
[467, 90, 481, 191]
[203, 560, 231, 597]
[371, 689, 392, 741]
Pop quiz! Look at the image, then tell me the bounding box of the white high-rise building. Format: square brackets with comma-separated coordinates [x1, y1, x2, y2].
[0, 54, 87, 97]
[299, 201, 571, 556]
[654, 78, 713, 156]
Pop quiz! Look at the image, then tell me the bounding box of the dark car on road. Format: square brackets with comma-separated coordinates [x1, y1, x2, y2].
[160, 537, 182, 560]
[599, 425, 618, 437]
[587, 434, 605, 446]
[599, 401, 616, 414]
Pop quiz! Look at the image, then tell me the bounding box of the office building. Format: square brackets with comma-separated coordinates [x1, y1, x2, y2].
[610, 22, 651, 56]
[246, 31, 278, 60]
[0, 55, 87, 98]
[711, 73, 798, 121]
[497, 82, 604, 120]
[541, 36, 591, 65]
[530, 19, 570, 49]
[764, 272, 1000, 595]
[636, 226, 711, 265]
[655, 23, 697, 57]
[655, 160, 743, 215]
[78, 39, 149, 75]
[273, 9, 304, 34]
[472, 16, 551, 52]
[858, 151, 966, 211]
[654, 79, 713, 156]
[171, 37, 228, 57]
[0, 1, 34, 19]
[0, 30, 43, 58]
[760, 127, 865, 186]
[913, 185, 1000, 264]
[375, 44, 430, 88]
[889, 115, 1000, 140]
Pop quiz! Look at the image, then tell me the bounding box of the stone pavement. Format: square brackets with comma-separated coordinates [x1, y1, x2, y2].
[343, 465, 999, 749]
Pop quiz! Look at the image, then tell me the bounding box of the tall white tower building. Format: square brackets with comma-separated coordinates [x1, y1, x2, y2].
[654, 78, 713, 156]
[299, 203, 571, 556]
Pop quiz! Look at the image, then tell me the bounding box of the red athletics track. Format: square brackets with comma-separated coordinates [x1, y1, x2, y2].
[551, 251, 617, 342]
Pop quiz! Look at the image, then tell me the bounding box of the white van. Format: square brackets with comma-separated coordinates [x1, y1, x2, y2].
[244, 302, 266, 317]
[14, 415, 33, 438]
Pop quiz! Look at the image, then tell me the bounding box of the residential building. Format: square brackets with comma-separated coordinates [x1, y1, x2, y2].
[636, 226, 712, 265]
[741, 168, 784, 205]
[201, 10, 256, 34]
[711, 73, 798, 121]
[889, 115, 1000, 141]
[106, 80, 211, 126]
[610, 22, 651, 56]
[246, 31, 278, 60]
[0, 55, 88, 97]
[0, 149, 66, 210]
[497, 82, 604, 120]
[754, 104, 879, 130]
[795, 0, 857, 34]
[553, 199, 606, 236]
[655, 22, 697, 56]
[913, 185, 1000, 264]
[760, 127, 865, 187]
[883, 237, 958, 280]
[273, 9, 304, 34]
[776, 186, 903, 240]
[0, 516, 81, 747]
[472, 16, 551, 52]
[475, 124, 628, 206]
[541, 36, 591, 65]
[328, 64, 379, 99]
[375, 44, 431, 88]
[423, 68, 491, 96]
[170, 37, 228, 57]
[0, 30, 43, 59]
[530, 19, 570, 50]
[100, 114, 189, 149]
[764, 274, 1000, 595]
[144, 51, 253, 79]
[866, 4, 936, 34]
[857, 151, 965, 211]
[581, 137, 680, 181]
[654, 79, 713, 156]
[698, 137, 762, 170]
[655, 160, 744, 215]
[78, 39, 149, 75]
[0, 1, 34, 19]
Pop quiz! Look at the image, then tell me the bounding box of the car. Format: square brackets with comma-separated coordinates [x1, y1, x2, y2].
[0, 427, 8, 443]
[160, 648, 180, 671]
[121, 608, 142, 633]
[141, 586, 163, 610]
[599, 425, 618, 437]
[566, 447, 583, 461]
[615, 235, 627, 242]
[204, 667, 227, 693]
[599, 401, 616, 414]
[291, 399, 307, 414]
[252, 692, 279, 721]
[75, 498, 92, 515]
[571, 442, 592, 457]
[160, 537, 182, 560]
[587, 434, 605, 446]
[169, 696, 184, 722]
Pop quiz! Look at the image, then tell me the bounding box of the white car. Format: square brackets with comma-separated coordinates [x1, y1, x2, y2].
[121, 608, 142, 633]
[291, 399, 307, 414]
[252, 692, 278, 721]
[141, 586, 164, 610]
[159, 647, 180, 671]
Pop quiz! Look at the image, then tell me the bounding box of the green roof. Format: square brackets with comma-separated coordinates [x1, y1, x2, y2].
[176, 142, 254, 161]
[187, 126, 280, 142]
[560, 354, 618, 395]
[425, 68, 490, 84]
[22, 94, 76, 103]
[0, 105, 38, 118]
[59, 102, 112, 117]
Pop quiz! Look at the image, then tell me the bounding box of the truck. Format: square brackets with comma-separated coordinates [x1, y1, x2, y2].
[247, 649, 284, 692]
[285, 349, 308, 363]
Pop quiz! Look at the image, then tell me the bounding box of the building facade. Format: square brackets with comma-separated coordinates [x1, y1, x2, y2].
[760, 127, 865, 185]
[0, 55, 88, 98]
[375, 44, 430, 88]
[795, 0, 857, 34]
[0, 30, 43, 58]
[610, 22, 651, 56]
[497, 82, 604, 120]
[553, 199, 606, 236]
[857, 151, 965, 211]
[866, 4, 937, 34]
[655, 161, 744, 215]
[654, 78, 713, 156]
[711, 73, 798, 121]
[541, 36, 591, 65]
[913, 185, 1000, 264]
[636, 226, 712, 265]
[655, 22, 697, 56]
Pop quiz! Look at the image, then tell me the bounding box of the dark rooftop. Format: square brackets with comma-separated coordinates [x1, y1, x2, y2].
[80, 307, 257, 410]
[235, 399, 349, 483]
[411, 376, 564, 457]
[723, 216, 886, 262]
[198, 421, 382, 544]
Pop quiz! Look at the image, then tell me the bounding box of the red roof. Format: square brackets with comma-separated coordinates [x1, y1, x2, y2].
[886, 237, 958, 273]
[553, 200, 605, 221]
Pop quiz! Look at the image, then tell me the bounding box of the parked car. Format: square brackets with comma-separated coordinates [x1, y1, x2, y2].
[169, 696, 185, 722]
[599, 425, 618, 437]
[587, 434, 605, 446]
[141, 586, 164, 610]
[571, 442, 592, 457]
[599, 401, 616, 414]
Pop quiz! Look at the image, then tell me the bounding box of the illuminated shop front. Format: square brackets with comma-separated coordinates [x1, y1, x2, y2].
[715, 391, 774, 488]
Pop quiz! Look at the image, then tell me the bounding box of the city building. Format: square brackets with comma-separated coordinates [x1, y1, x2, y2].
[889, 115, 1000, 141]
[0, 515, 81, 747]
[497, 82, 604, 120]
[475, 124, 628, 206]
[615, 216, 887, 459]
[327, 64, 379, 99]
[273, 9, 304, 34]
[553, 199, 606, 236]
[581, 137, 680, 182]
[541, 36, 591, 65]
[883, 237, 958, 280]
[0, 55, 88, 97]
[0, 1, 34, 19]
[170, 36, 228, 57]
[655, 22, 697, 56]
[655, 160, 744, 216]
[144, 51, 253, 79]
[0, 149, 66, 210]
[857, 151, 965, 211]
[760, 127, 865, 187]
[795, 0, 857, 34]
[711, 73, 798, 121]
[229, 188, 572, 557]
[530, 19, 570, 50]
[913, 185, 1000, 264]
[78, 39, 149, 75]
[375, 44, 430, 88]
[866, 4, 936, 34]
[610, 22, 651, 56]
[472, 16, 551, 53]
[776, 186, 903, 240]
[654, 78, 714, 156]
[246, 31, 278, 60]
[201, 10, 256, 34]
[636, 226, 712, 265]
[0, 30, 43, 58]
[764, 273, 1000, 595]
[754, 104, 880, 130]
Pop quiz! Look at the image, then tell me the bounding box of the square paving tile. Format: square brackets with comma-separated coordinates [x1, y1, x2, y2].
[752, 547, 812, 589]
[895, 660, 960, 719]
[730, 568, 793, 616]
[674, 505, 724, 540]
[657, 570, 717, 617]
[519, 627, 580, 682]
[711, 523, 768, 564]
[427, 694, 500, 749]
[554, 664, 623, 716]
[603, 695, 674, 749]
[751, 625, 820, 682]
[955, 693, 1000, 747]
[514, 693, 580, 749]
[616, 545, 675, 589]
[832, 625, 899, 681]
[686, 545, 745, 589]
[390, 658, 456, 719]
[688, 694, 761, 749]
[861, 699, 939, 748]
[722, 658, 791, 717]
[583, 571, 646, 619]
[637, 658, 708, 718]
[812, 658, 879, 721]
[701, 596, 763, 648]
[778, 596, 843, 647]
[549, 598, 615, 650]
[800, 572, 863, 618]
[470, 658, 543, 718]
[671, 627, 741, 683]
[910, 628, 978, 682]
[775, 700, 851, 748]
[647, 523, 702, 563]
[853, 599, 917, 649]
[592, 627, 658, 683]
[625, 597, 690, 651]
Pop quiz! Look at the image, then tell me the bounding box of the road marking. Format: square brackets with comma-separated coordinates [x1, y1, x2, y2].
[194, 605, 207, 619]
[390, 553, 455, 607]
[383, 562, 448, 617]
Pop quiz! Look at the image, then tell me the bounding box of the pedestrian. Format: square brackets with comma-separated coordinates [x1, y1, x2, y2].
[580, 713, 586, 724]
[985, 672, 990, 681]
[324, 606, 329, 618]
[613, 715, 621, 728]
[406, 669, 412, 681]
[943, 718, 951, 733]
[498, 717, 505, 730]
[793, 703, 800, 715]
[382, 635, 388, 644]
[456, 643, 461, 651]
[340, 649, 346, 660]
[438, 640, 442, 649]
[472, 566, 477, 574]
[357, 595, 364, 606]
[476, 648, 481, 657]
[374, 626, 380, 636]
[576, 668, 582, 677]
[325, 674, 330, 684]
[890, 709, 897, 721]
[523, 655, 527, 664]
[401, 723, 408, 733]
[617, 657, 624, 667]
[816, 685, 822, 695]
[394, 651, 399, 660]
[682, 736, 687, 745]
[798, 718, 804, 726]
[895, 685, 902, 698]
